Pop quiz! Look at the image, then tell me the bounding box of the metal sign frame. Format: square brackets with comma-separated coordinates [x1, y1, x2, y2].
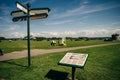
[58, 52, 88, 80]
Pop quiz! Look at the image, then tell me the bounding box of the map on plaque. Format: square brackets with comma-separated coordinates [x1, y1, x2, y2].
[58, 52, 88, 68]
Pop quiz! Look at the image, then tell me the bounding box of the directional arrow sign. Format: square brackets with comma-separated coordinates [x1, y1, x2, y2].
[30, 8, 50, 15]
[11, 10, 25, 16]
[16, 1, 27, 13]
[12, 13, 48, 22]
[11, 8, 50, 16]
[30, 13, 48, 20]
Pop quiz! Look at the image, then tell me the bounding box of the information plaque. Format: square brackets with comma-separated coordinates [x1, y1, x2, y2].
[58, 52, 88, 68]
[58, 52, 88, 80]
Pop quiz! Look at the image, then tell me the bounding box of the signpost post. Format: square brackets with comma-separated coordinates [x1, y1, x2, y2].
[27, 3, 31, 66]
[11, 1, 50, 67]
[58, 52, 88, 80]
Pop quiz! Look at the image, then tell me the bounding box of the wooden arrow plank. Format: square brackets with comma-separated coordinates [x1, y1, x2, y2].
[30, 8, 50, 15]
[11, 10, 25, 16]
[11, 8, 50, 16]
[12, 13, 48, 22]
[16, 1, 27, 13]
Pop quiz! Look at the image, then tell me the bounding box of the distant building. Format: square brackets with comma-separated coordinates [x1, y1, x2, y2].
[111, 34, 120, 40]
[117, 35, 120, 40]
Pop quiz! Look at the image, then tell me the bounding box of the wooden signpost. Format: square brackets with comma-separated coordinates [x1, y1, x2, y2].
[11, 1, 50, 67]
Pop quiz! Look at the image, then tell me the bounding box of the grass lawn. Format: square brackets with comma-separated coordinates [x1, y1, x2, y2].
[0, 40, 120, 53]
[0, 44, 120, 80]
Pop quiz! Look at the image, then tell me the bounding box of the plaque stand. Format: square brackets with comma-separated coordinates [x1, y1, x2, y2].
[58, 52, 88, 80]
[72, 67, 76, 80]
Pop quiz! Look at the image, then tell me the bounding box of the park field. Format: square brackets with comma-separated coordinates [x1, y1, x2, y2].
[0, 39, 120, 53]
[0, 44, 120, 80]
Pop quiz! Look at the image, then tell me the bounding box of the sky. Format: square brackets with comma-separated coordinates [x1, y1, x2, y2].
[0, 0, 120, 38]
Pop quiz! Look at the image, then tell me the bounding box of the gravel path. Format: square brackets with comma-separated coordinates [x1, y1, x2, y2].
[0, 43, 120, 61]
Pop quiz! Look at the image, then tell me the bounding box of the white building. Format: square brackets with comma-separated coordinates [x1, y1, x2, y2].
[117, 35, 120, 40]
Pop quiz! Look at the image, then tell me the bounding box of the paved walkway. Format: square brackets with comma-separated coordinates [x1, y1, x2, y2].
[0, 43, 120, 61]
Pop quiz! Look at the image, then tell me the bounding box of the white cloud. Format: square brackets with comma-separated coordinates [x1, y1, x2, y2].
[23, 0, 36, 4]
[0, 16, 11, 23]
[0, 32, 25, 38]
[83, 0, 89, 4]
[79, 29, 120, 37]
[10, 32, 25, 38]
[0, 25, 20, 31]
[51, 2, 120, 19]
[1, 28, 120, 38]
[9, 25, 20, 31]
[0, 5, 12, 15]
[111, 22, 120, 25]
[45, 19, 74, 25]
[31, 31, 59, 37]
[64, 31, 77, 36]
[30, 28, 120, 37]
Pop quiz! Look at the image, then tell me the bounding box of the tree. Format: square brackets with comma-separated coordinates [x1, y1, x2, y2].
[35, 37, 46, 41]
[111, 34, 119, 40]
[23, 35, 36, 40]
[0, 37, 6, 40]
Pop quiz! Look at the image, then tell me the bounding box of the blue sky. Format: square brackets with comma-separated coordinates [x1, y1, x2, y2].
[0, 0, 120, 38]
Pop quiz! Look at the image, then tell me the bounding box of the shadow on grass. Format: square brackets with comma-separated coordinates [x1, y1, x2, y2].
[45, 69, 69, 80]
[1, 61, 27, 67]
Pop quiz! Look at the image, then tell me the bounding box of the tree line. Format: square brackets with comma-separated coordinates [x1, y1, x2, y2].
[0, 36, 111, 41]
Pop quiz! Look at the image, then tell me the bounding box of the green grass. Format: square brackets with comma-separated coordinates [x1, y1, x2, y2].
[0, 40, 27, 53]
[0, 40, 120, 53]
[0, 44, 120, 80]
